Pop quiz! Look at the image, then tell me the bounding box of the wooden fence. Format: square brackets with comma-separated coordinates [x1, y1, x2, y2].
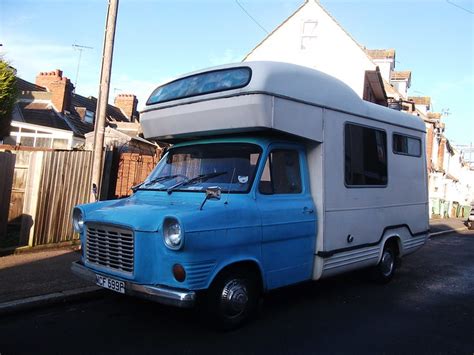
[0, 152, 15, 238]
[0, 149, 92, 247]
[0, 146, 158, 248]
[32, 151, 93, 246]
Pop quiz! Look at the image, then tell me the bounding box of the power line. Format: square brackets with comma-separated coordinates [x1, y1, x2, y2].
[235, 0, 269, 35]
[446, 0, 474, 14]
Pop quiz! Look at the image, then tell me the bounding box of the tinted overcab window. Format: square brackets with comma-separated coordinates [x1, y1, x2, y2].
[345, 124, 387, 186]
[146, 67, 251, 105]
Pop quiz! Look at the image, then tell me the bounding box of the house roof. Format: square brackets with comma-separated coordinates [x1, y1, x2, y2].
[63, 113, 94, 137]
[70, 93, 129, 122]
[365, 69, 387, 105]
[243, 0, 378, 68]
[12, 73, 149, 145]
[365, 49, 396, 60]
[427, 112, 441, 119]
[13, 77, 133, 138]
[17, 102, 71, 131]
[16, 77, 47, 92]
[409, 96, 431, 106]
[64, 93, 131, 138]
[391, 71, 412, 81]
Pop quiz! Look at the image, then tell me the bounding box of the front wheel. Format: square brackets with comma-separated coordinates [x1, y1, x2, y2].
[207, 269, 260, 330]
[371, 244, 397, 284]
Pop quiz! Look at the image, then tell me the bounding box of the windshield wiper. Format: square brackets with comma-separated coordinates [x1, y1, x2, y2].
[167, 171, 227, 194]
[132, 174, 183, 192]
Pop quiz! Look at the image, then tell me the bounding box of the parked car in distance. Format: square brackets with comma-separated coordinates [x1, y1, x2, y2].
[467, 208, 474, 230]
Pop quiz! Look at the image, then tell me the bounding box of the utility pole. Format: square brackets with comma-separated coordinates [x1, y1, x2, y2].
[91, 0, 119, 201]
[72, 44, 93, 90]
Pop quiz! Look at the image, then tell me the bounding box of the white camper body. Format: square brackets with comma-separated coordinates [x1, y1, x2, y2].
[141, 61, 429, 281]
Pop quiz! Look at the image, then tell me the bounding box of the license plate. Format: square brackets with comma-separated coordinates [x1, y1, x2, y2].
[95, 274, 125, 294]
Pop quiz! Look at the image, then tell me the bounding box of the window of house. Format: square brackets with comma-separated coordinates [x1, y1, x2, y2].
[36, 137, 52, 148]
[84, 110, 94, 124]
[3, 136, 16, 145]
[345, 123, 387, 186]
[19, 136, 34, 147]
[301, 20, 318, 50]
[20, 128, 35, 134]
[393, 134, 421, 157]
[259, 149, 302, 194]
[53, 139, 69, 149]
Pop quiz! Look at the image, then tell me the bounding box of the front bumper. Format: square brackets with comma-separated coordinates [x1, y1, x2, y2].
[71, 261, 196, 308]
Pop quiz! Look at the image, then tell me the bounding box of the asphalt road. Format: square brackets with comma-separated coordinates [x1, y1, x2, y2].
[1, 230, 473, 355]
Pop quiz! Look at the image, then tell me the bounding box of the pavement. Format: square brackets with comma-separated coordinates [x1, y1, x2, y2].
[0, 217, 469, 316]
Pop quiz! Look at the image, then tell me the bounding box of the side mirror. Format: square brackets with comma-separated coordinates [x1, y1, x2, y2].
[206, 186, 221, 200]
[200, 186, 221, 210]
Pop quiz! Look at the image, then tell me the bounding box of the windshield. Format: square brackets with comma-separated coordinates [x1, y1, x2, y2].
[138, 143, 262, 193]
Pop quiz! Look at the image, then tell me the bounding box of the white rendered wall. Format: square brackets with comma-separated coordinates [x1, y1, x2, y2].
[244, 1, 376, 98]
[372, 59, 393, 82]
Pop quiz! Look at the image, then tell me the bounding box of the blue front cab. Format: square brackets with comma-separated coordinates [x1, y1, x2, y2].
[73, 137, 317, 304]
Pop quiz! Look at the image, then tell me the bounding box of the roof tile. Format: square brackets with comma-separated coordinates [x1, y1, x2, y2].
[365, 49, 396, 60]
[391, 71, 411, 81]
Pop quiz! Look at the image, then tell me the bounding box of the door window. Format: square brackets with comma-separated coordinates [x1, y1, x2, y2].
[259, 149, 302, 194]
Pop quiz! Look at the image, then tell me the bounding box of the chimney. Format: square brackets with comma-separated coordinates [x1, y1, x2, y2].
[114, 94, 138, 122]
[35, 69, 74, 113]
[437, 137, 446, 171]
[426, 124, 434, 171]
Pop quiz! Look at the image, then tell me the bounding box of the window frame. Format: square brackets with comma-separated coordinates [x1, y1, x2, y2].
[146, 67, 252, 106]
[343, 122, 388, 189]
[140, 142, 263, 194]
[392, 132, 422, 158]
[258, 148, 304, 195]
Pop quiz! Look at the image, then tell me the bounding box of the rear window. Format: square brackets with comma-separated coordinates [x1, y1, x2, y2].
[146, 67, 252, 105]
[393, 134, 422, 157]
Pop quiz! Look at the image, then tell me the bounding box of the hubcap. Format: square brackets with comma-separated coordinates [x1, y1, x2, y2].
[220, 279, 249, 319]
[380, 250, 394, 277]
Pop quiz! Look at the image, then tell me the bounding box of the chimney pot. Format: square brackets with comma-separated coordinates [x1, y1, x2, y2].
[35, 68, 73, 113]
[114, 93, 138, 122]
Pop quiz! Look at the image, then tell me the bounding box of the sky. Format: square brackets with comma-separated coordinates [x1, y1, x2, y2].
[1, 0, 473, 146]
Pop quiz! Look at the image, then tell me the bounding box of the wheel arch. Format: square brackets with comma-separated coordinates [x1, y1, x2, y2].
[208, 258, 266, 292]
[378, 232, 403, 263]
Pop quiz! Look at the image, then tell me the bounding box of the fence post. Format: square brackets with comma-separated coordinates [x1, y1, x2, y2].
[0, 151, 15, 238]
[19, 151, 44, 246]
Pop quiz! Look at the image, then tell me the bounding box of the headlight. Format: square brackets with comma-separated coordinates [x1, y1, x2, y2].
[72, 208, 84, 233]
[163, 218, 183, 250]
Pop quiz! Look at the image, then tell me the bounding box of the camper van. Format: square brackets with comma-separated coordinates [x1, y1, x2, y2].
[71, 62, 429, 328]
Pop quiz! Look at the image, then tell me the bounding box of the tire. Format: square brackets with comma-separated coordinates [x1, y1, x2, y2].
[206, 268, 261, 330]
[371, 243, 397, 284]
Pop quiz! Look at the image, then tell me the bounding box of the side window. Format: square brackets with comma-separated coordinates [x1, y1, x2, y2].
[259, 149, 302, 194]
[393, 134, 421, 157]
[345, 124, 387, 186]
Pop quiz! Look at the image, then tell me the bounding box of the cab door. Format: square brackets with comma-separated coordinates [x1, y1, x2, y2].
[256, 144, 316, 290]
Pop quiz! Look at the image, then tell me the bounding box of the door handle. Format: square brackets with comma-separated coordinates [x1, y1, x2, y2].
[303, 207, 314, 214]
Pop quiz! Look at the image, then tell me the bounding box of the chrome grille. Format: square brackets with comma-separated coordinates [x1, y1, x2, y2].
[86, 223, 134, 274]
